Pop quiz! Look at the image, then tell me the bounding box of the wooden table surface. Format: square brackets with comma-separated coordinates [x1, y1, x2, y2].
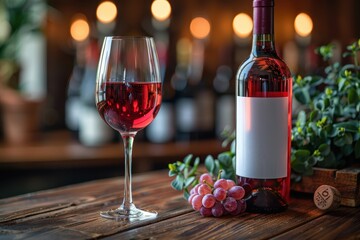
[1, 170, 360, 239]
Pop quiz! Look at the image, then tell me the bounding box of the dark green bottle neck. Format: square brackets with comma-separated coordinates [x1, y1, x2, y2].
[251, 34, 277, 57]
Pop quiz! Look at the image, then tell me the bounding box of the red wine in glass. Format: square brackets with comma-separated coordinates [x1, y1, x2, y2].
[97, 82, 162, 133]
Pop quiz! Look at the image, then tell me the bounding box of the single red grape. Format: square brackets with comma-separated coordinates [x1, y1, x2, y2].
[199, 173, 214, 186]
[227, 179, 236, 189]
[188, 193, 197, 204]
[213, 187, 227, 202]
[228, 186, 245, 200]
[191, 195, 203, 211]
[198, 183, 212, 195]
[214, 179, 229, 190]
[211, 202, 225, 217]
[223, 197, 237, 212]
[199, 206, 212, 217]
[202, 194, 216, 208]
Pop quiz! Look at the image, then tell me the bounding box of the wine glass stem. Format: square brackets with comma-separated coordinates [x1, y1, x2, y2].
[121, 134, 136, 210]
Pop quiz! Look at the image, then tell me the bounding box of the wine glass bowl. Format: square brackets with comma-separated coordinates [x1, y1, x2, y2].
[95, 36, 162, 221]
[97, 81, 162, 133]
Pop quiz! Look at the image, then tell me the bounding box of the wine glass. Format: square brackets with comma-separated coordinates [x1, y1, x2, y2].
[95, 36, 162, 221]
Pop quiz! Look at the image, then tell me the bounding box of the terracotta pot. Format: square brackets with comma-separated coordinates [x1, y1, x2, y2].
[0, 87, 42, 145]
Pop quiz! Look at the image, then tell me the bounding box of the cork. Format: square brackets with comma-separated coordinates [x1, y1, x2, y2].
[313, 185, 341, 211]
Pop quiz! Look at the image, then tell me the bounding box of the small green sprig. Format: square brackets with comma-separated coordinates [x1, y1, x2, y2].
[168, 154, 200, 199]
[168, 135, 236, 199]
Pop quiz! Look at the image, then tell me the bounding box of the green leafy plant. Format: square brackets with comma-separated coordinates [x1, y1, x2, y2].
[291, 39, 360, 176]
[168, 134, 236, 199]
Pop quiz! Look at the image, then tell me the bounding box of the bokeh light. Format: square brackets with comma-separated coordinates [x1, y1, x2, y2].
[151, 0, 171, 21]
[70, 16, 90, 42]
[233, 13, 253, 38]
[190, 17, 211, 39]
[294, 13, 313, 37]
[96, 1, 117, 24]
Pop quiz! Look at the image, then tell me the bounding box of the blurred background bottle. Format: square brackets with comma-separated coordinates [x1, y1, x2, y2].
[66, 39, 114, 146]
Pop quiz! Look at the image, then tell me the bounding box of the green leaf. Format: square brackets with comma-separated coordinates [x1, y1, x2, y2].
[178, 163, 185, 171]
[169, 170, 176, 177]
[333, 121, 359, 133]
[193, 157, 200, 168]
[328, 126, 339, 137]
[183, 191, 190, 200]
[308, 75, 323, 86]
[183, 154, 193, 165]
[213, 160, 220, 177]
[297, 110, 307, 126]
[342, 52, 353, 58]
[184, 176, 196, 188]
[318, 143, 331, 156]
[205, 155, 215, 173]
[324, 98, 330, 108]
[308, 122, 319, 134]
[344, 133, 354, 144]
[334, 136, 346, 147]
[309, 110, 319, 122]
[315, 99, 324, 111]
[188, 160, 199, 176]
[348, 88, 359, 104]
[171, 175, 184, 191]
[307, 156, 317, 166]
[294, 149, 311, 162]
[341, 144, 353, 156]
[338, 78, 347, 91]
[317, 44, 334, 61]
[218, 152, 232, 167]
[230, 140, 236, 154]
[317, 152, 336, 168]
[291, 159, 308, 174]
[294, 88, 311, 104]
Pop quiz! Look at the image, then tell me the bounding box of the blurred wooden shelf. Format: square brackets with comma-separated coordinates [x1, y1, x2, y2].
[0, 130, 225, 171]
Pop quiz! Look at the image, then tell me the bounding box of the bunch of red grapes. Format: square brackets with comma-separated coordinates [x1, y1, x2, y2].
[188, 173, 247, 217]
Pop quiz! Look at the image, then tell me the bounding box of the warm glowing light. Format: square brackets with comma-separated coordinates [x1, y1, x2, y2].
[70, 16, 90, 42]
[151, 0, 171, 21]
[294, 13, 313, 37]
[233, 13, 253, 38]
[96, 1, 117, 23]
[190, 17, 210, 39]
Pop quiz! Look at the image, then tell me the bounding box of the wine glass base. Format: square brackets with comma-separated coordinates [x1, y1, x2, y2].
[100, 205, 157, 221]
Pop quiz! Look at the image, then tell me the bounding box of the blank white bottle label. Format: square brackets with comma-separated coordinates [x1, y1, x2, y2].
[236, 96, 288, 179]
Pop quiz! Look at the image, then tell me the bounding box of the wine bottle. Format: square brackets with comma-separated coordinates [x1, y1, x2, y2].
[173, 66, 198, 141]
[145, 36, 175, 143]
[66, 43, 85, 139]
[236, 0, 292, 213]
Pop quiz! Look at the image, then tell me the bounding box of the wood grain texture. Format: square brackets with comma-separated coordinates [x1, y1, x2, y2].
[273, 204, 360, 240]
[1, 170, 360, 239]
[104, 198, 326, 240]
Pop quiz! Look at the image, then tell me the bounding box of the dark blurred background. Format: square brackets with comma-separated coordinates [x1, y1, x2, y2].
[0, 0, 359, 198]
